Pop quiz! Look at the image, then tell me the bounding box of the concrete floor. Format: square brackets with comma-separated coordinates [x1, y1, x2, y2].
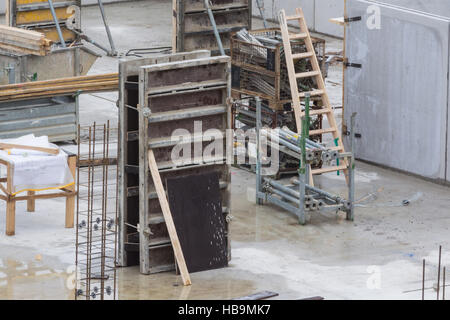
[1, 0, 450, 300]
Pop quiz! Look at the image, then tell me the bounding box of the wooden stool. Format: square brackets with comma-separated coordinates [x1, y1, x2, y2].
[0, 155, 77, 236]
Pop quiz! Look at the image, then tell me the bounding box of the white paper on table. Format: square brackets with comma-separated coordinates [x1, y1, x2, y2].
[0, 134, 74, 194]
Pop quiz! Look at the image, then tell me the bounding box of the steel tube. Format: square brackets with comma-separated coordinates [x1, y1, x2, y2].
[347, 112, 356, 221]
[97, 0, 117, 56]
[291, 179, 343, 204]
[438, 245, 442, 300]
[256, 97, 263, 205]
[268, 187, 299, 205]
[47, 0, 66, 47]
[264, 178, 315, 203]
[422, 259, 425, 300]
[204, 0, 225, 56]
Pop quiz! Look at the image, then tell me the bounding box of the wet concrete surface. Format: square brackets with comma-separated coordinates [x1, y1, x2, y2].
[1, 0, 450, 300]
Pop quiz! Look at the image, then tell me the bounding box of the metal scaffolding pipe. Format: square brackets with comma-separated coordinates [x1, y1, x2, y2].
[291, 179, 343, 204]
[47, 0, 66, 47]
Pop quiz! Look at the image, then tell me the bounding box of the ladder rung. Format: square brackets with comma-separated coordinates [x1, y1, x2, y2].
[295, 71, 320, 79]
[302, 109, 330, 116]
[289, 33, 308, 40]
[312, 165, 347, 175]
[330, 146, 344, 151]
[292, 52, 314, 60]
[286, 15, 303, 21]
[299, 90, 324, 97]
[309, 128, 336, 135]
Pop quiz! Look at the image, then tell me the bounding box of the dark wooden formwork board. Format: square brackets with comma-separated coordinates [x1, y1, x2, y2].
[166, 171, 228, 273]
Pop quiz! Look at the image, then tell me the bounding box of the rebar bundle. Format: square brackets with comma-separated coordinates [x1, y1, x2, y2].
[75, 121, 118, 300]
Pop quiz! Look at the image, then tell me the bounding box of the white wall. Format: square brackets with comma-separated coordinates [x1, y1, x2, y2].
[253, 0, 345, 37]
[343, 0, 450, 182]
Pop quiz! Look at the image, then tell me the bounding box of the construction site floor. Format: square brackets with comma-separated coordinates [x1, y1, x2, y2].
[0, 0, 449, 300]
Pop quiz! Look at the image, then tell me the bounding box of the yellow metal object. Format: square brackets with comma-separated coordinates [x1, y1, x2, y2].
[17, 0, 48, 4]
[39, 27, 76, 43]
[16, 7, 72, 25]
[11, 181, 75, 196]
[17, 0, 70, 4]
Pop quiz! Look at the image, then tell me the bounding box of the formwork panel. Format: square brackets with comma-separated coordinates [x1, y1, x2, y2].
[174, 0, 251, 54]
[117, 51, 214, 268]
[138, 55, 232, 275]
[344, 0, 450, 181]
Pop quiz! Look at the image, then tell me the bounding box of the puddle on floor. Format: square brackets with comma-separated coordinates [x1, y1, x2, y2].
[0, 256, 74, 300]
[117, 266, 259, 300]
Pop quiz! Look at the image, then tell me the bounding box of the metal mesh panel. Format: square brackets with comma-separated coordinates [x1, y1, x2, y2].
[231, 29, 326, 103]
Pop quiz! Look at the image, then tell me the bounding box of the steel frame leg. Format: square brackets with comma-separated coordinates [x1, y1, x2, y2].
[298, 170, 306, 225]
[255, 97, 263, 205]
[346, 112, 357, 221]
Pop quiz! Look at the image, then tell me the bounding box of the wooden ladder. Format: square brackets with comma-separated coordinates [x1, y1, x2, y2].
[279, 7, 348, 178]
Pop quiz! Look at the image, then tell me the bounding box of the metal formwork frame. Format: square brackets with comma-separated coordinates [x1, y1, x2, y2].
[117, 50, 211, 267]
[137, 55, 232, 275]
[173, 0, 252, 54]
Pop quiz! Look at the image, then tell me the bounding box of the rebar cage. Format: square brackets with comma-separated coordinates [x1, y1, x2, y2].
[75, 121, 118, 300]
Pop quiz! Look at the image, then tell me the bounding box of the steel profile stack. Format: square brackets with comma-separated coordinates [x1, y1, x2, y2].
[255, 96, 356, 225]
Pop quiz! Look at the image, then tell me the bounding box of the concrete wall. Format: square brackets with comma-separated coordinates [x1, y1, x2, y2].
[343, 0, 450, 183]
[375, 0, 450, 18]
[251, 0, 450, 38]
[252, 0, 344, 37]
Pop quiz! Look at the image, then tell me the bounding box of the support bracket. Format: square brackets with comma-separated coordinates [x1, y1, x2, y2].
[344, 16, 362, 23]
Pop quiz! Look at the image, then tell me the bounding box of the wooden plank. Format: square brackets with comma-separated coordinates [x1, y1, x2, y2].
[0, 74, 118, 101]
[295, 70, 320, 79]
[309, 127, 336, 135]
[65, 155, 76, 228]
[289, 32, 308, 40]
[292, 52, 314, 60]
[0, 181, 9, 195]
[0, 142, 59, 155]
[6, 0, 11, 26]
[147, 149, 191, 286]
[6, 162, 15, 236]
[329, 17, 345, 26]
[13, 191, 75, 201]
[0, 25, 51, 56]
[312, 164, 347, 175]
[0, 73, 118, 91]
[6, 199, 16, 236]
[27, 191, 35, 212]
[172, 0, 177, 52]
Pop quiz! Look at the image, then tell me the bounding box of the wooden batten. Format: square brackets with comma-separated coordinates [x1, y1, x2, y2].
[0, 74, 119, 101]
[0, 25, 52, 56]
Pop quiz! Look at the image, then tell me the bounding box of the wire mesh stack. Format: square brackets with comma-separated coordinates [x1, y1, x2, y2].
[231, 28, 326, 110]
[75, 121, 118, 300]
